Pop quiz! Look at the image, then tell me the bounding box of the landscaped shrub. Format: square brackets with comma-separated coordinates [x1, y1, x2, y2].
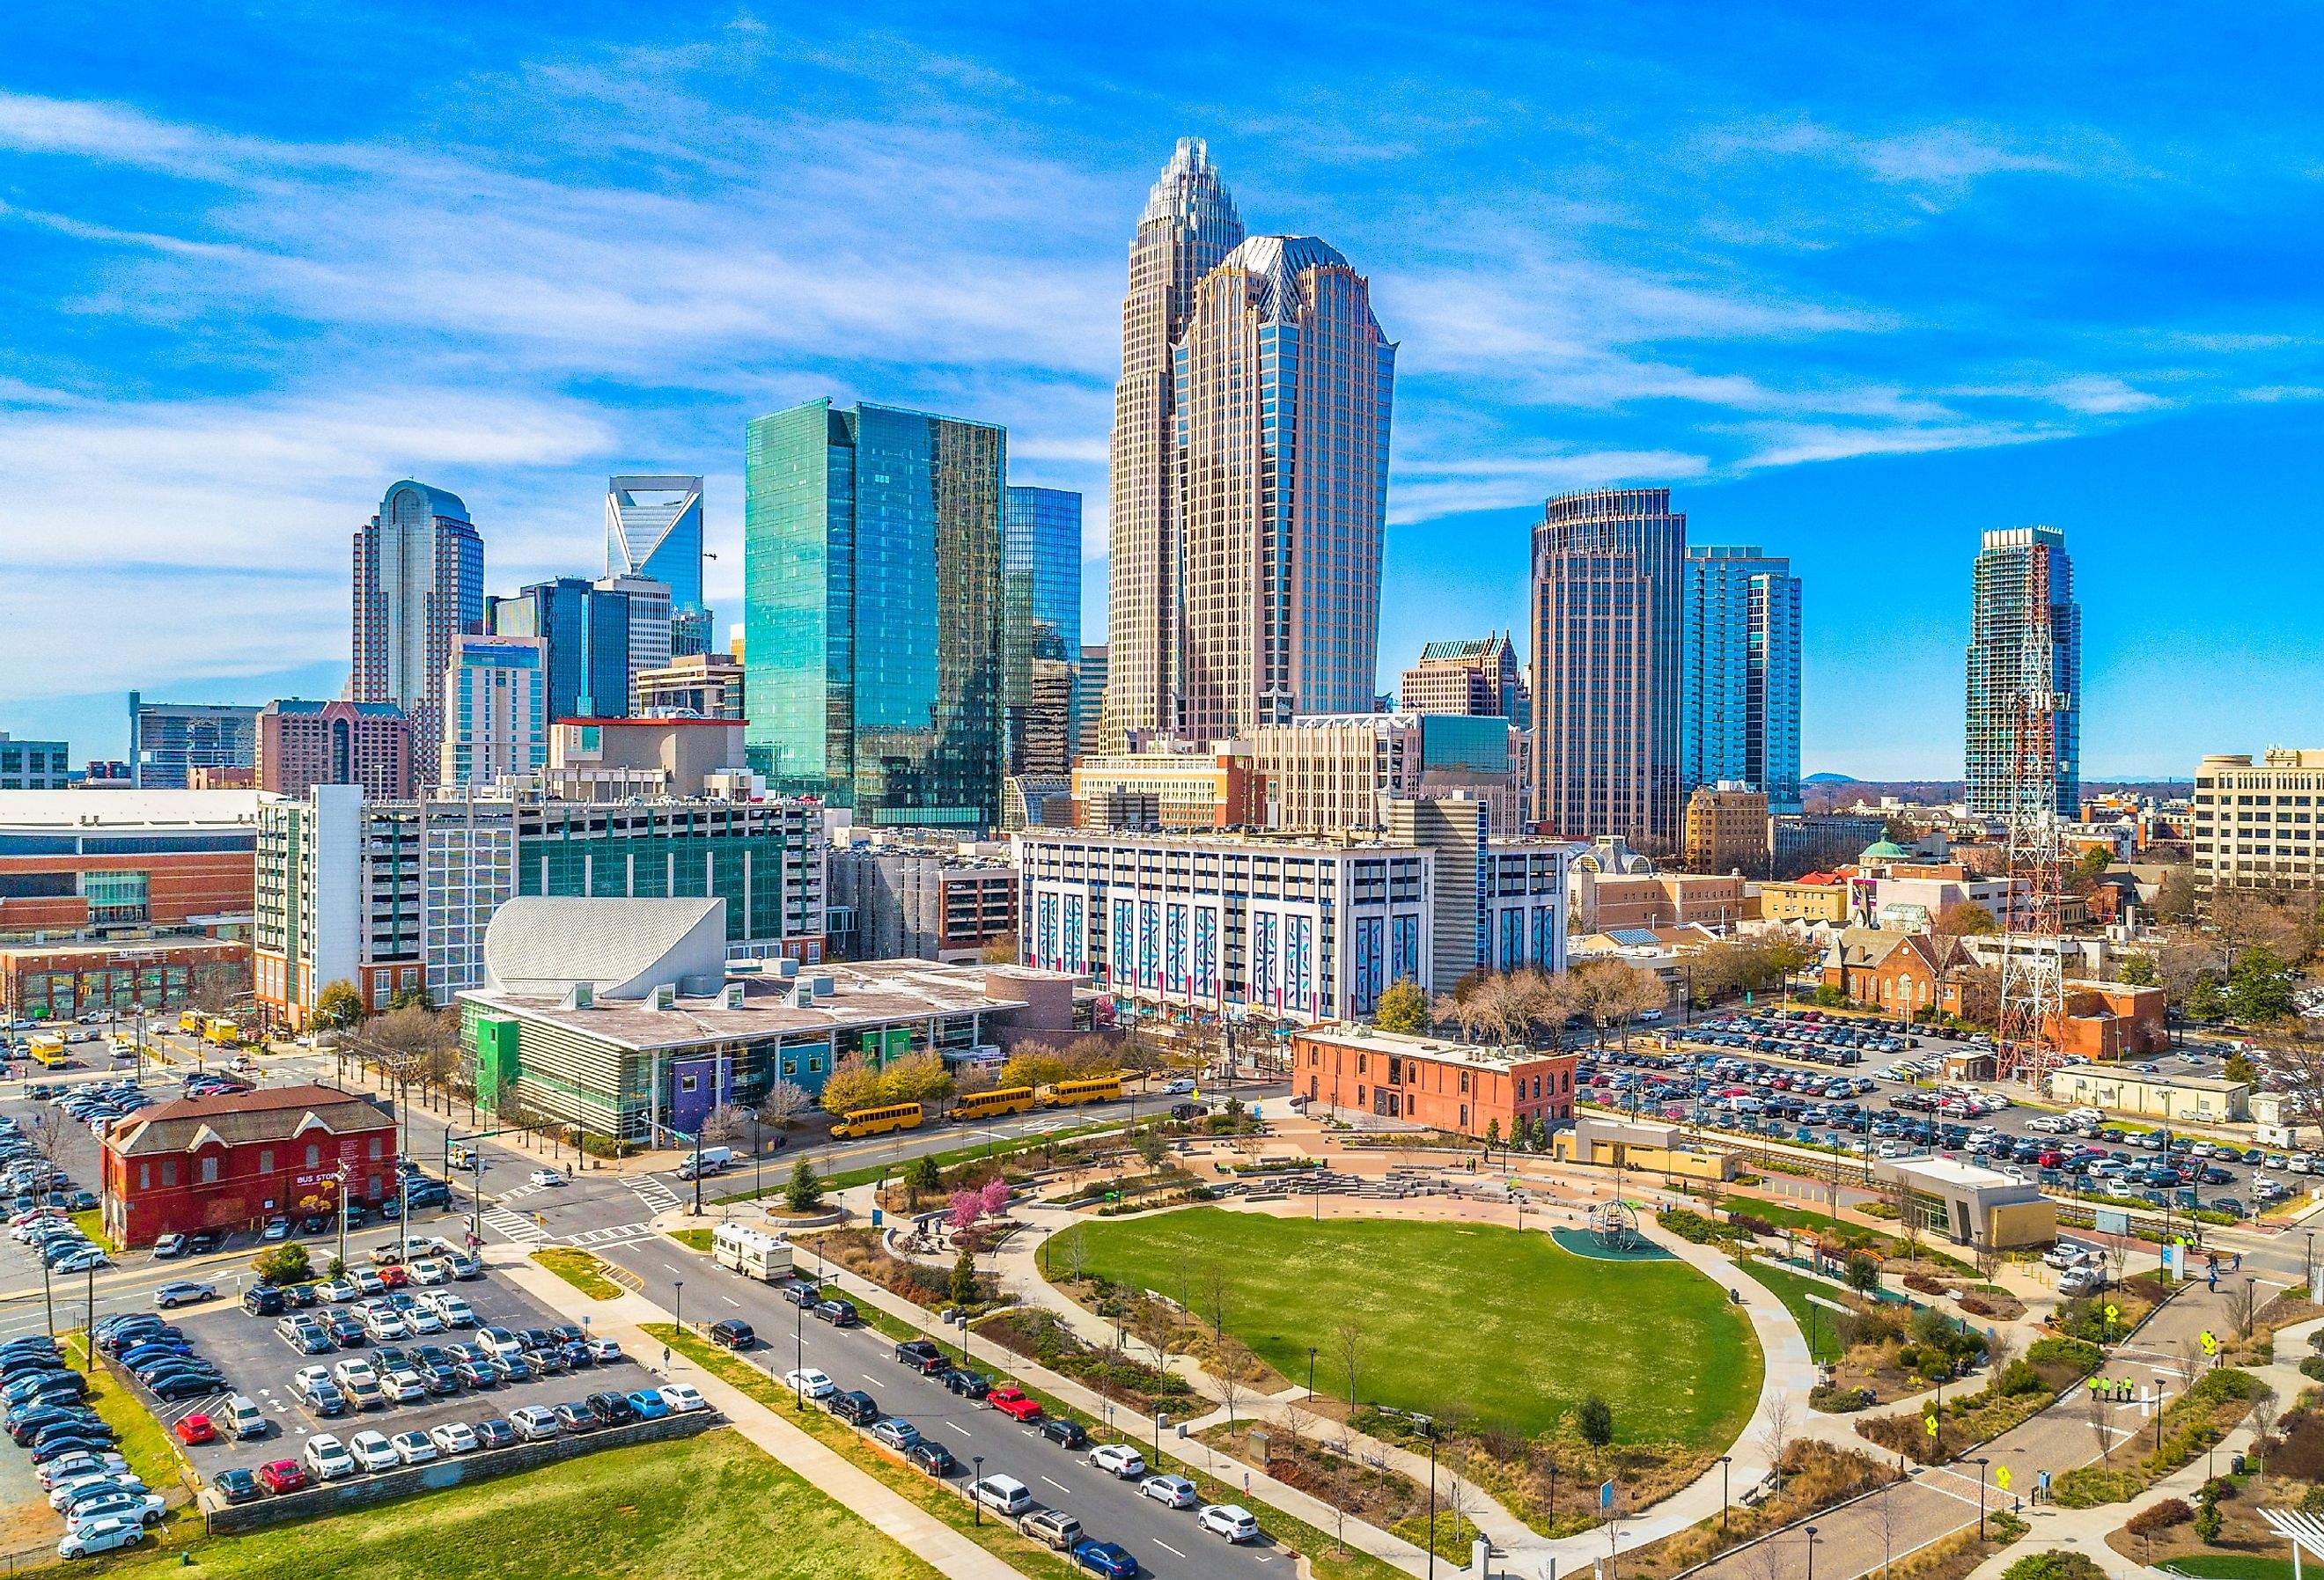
[1727, 1213, 1776, 1238]
[1656, 1209, 1724, 1244]
[1808, 1382, 1871, 1413]
[2195, 1502, 2223, 1543]
[1959, 1296, 1996, 1318]
[1901, 1273, 1943, 1295]
[2299, 1482, 2324, 1516]
[2001, 1550, 2107, 1580]
[1895, 1344, 1924, 1373]
[2049, 1466, 2144, 1508]
[2026, 1336, 2102, 1372]
[2300, 1355, 2324, 1383]
[1992, 1360, 2048, 1399]
[2124, 1499, 2193, 1536]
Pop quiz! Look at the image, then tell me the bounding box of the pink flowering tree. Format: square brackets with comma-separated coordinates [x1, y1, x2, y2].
[979, 1177, 1011, 1220]
[948, 1188, 985, 1234]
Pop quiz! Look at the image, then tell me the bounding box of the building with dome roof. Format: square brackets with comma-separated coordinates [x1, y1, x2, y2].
[1102, 143, 1397, 749]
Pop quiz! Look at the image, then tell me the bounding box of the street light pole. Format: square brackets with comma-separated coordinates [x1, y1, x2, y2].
[674, 1279, 685, 1339]
[1805, 1525, 1820, 1580]
[1425, 1420, 1438, 1580]
[1717, 1455, 1731, 1537]
[972, 1455, 984, 1525]
[1972, 1458, 1989, 1540]
[83, 1264, 94, 1371]
[1307, 1346, 1318, 1404]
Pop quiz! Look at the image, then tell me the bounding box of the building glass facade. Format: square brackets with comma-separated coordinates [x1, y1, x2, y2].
[746, 401, 1006, 827]
[1002, 485, 1083, 774]
[489, 577, 631, 723]
[126, 696, 260, 790]
[1681, 546, 1803, 816]
[1532, 488, 1687, 850]
[606, 476, 709, 655]
[352, 481, 484, 783]
[1966, 525, 2080, 819]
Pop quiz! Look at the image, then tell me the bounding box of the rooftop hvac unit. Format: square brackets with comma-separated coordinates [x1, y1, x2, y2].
[774, 958, 800, 981]
[680, 974, 720, 996]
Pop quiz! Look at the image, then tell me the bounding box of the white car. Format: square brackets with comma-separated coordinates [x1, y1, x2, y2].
[1088, 1444, 1147, 1479]
[508, 1406, 560, 1443]
[331, 1357, 379, 1391]
[784, 1367, 836, 1400]
[303, 1433, 357, 1481]
[428, 1421, 479, 1455]
[347, 1429, 400, 1473]
[585, 1336, 621, 1363]
[362, 1312, 409, 1342]
[1141, 1473, 1199, 1509]
[65, 1490, 164, 1530]
[292, 1364, 334, 1395]
[408, 1259, 449, 1286]
[1198, 1503, 1260, 1543]
[404, 1307, 445, 1335]
[658, 1384, 707, 1414]
[56, 1516, 145, 1561]
[48, 1472, 144, 1511]
[388, 1429, 438, 1466]
[314, 1279, 359, 1303]
[529, 1168, 565, 1188]
[35, 1453, 128, 1491]
[383, 1370, 428, 1404]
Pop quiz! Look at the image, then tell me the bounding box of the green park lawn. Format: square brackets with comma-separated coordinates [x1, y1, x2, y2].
[1738, 1259, 1848, 1363]
[1063, 1208, 1760, 1445]
[2160, 1560, 2298, 1580]
[116, 1431, 939, 1580]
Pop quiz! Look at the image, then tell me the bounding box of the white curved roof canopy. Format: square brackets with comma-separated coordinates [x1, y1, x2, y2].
[482, 896, 729, 1000]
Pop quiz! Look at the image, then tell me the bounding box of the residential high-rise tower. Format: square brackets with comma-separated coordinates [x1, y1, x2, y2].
[353, 480, 485, 783]
[1104, 138, 1246, 749]
[1967, 525, 2080, 819]
[745, 400, 1006, 828]
[607, 476, 710, 656]
[1681, 546, 1803, 816]
[440, 635, 547, 787]
[1531, 488, 1687, 849]
[1002, 486, 1083, 773]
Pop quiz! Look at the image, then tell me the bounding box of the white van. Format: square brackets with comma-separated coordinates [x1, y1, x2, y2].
[973, 1474, 1033, 1517]
[225, 1395, 268, 1441]
[677, 1146, 735, 1180]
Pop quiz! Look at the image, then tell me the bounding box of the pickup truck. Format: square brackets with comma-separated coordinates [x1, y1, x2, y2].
[986, 1386, 1042, 1422]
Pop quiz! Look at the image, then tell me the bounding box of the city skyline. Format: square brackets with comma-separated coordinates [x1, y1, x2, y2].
[4, 10, 2320, 777]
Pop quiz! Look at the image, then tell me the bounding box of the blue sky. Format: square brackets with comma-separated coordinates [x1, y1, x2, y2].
[1, 2, 2317, 778]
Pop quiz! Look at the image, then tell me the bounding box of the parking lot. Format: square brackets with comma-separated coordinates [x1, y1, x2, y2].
[121, 1263, 651, 1484]
[1578, 1009, 2292, 1223]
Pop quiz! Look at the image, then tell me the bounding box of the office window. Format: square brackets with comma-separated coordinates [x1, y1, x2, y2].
[162, 1161, 179, 1187]
[306, 1144, 321, 1168]
[199, 1157, 218, 1185]
[259, 1150, 273, 1174]
[368, 1137, 383, 1160]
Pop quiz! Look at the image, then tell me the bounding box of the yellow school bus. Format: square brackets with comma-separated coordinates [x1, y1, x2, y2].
[952, 1085, 1035, 1122]
[179, 1010, 205, 1034]
[1043, 1075, 1122, 1108]
[829, 1101, 924, 1140]
[29, 1035, 68, 1068]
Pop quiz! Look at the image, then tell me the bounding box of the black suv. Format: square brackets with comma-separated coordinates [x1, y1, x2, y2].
[941, 1369, 990, 1400]
[241, 1285, 285, 1318]
[707, 1319, 755, 1350]
[826, 1389, 879, 1426]
[813, 1299, 858, 1327]
[1038, 1418, 1090, 1450]
[908, 1441, 960, 1478]
[894, 1340, 947, 1374]
[783, 1280, 826, 1307]
[586, 1390, 640, 1426]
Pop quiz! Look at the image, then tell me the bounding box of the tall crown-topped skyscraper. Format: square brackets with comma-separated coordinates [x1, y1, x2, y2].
[1104, 138, 1244, 749]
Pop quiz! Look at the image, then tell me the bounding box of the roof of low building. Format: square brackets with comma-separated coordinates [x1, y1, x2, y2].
[1293, 1023, 1567, 1070]
[105, 1084, 393, 1157]
[460, 959, 1055, 1053]
[482, 896, 725, 996]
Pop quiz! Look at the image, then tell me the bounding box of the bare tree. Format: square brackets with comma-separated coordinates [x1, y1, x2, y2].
[755, 1079, 811, 1132]
[1335, 1318, 1365, 1411]
[698, 1103, 749, 1147]
[1757, 1392, 1796, 1495]
[2106, 1233, 2130, 1292]
[1971, 1237, 2002, 1282]
[2085, 1382, 2114, 1459]
[1279, 1399, 1317, 1451]
[1214, 1340, 1254, 1431]
[1442, 1439, 1487, 1554]
[1872, 1477, 1902, 1577]
[2249, 1384, 2282, 1478]
[1203, 1260, 1230, 1338]
[2227, 1276, 2261, 1339]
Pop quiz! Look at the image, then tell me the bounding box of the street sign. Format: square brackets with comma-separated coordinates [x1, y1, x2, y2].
[1600, 1480, 1615, 1511]
[2103, 1304, 2120, 1324]
[1924, 1414, 1939, 1439]
[1995, 1466, 2012, 1490]
[2200, 1330, 2218, 1356]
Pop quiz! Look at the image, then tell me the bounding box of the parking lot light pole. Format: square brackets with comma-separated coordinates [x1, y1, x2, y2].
[1717, 1455, 1730, 1536]
[674, 1280, 684, 1339]
[39, 1256, 52, 1346]
[83, 1264, 94, 1371]
[1308, 1346, 1317, 1403]
[794, 1300, 805, 1410]
[1805, 1525, 1820, 1580]
[1971, 1458, 1989, 1540]
[972, 1455, 983, 1525]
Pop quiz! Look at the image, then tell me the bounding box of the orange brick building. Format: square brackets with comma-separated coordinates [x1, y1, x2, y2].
[1291, 1025, 1576, 1139]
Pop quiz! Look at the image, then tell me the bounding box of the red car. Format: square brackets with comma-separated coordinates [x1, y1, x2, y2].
[986, 1386, 1042, 1422]
[256, 1459, 308, 1495]
[377, 1265, 409, 1290]
[173, 1413, 217, 1445]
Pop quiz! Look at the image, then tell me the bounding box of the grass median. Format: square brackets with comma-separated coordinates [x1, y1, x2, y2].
[531, 1247, 622, 1299]
[649, 1321, 1409, 1580]
[113, 1429, 941, 1579]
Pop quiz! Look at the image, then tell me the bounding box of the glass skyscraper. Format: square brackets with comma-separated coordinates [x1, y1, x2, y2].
[1531, 488, 1687, 851]
[1002, 485, 1082, 773]
[1174, 233, 1397, 739]
[353, 480, 484, 784]
[488, 577, 632, 723]
[1682, 546, 1803, 815]
[1967, 525, 2080, 818]
[606, 476, 710, 656]
[745, 400, 1006, 827]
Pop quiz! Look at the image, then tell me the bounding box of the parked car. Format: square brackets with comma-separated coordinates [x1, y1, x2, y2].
[428, 1421, 479, 1455]
[987, 1386, 1042, 1422]
[894, 1339, 946, 1373]
[474, 1418, 518, 1450]
[1197, 1504, 1261, 1543]
[972, 1474, 1033, 1517]
[1039, 1417, 1090, 1450]
[785, 1367, 836, 1400]
[213, 1467, 261, 1504]
[658, 1384, 707, 1414]
[1072, 1539, 1140, 1578]
[154, 1280, 216, 1309]
[302, 1434, 357, 1481]
[255, 1459, 308, 1495]
[346, 1430, 400, 1473]
[507, 1406, 561, 1443]
[706, 1319, 755, 1350]
[827, 1390, 880, 1427]
[870, 1418, 922, 1451]
[1020, 1508, 1084, 1551]
[388, 1429, 438, 1466]
[1089, 1444, 1147, 1479]
[172, 1413, 217, 1445]
[56, 1515, 146, 1561]
[908, 1441, 960, 1478]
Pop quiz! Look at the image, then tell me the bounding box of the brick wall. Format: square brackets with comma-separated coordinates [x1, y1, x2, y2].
[200, 1409, 718, 1533]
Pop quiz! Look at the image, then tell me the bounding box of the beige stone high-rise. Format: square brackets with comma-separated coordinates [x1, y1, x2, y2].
[1104, 143, 1397, 748]
[1104, 139, 1244, 749]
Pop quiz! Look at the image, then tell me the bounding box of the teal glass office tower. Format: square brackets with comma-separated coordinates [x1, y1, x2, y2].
[746, 401, 1006, 827]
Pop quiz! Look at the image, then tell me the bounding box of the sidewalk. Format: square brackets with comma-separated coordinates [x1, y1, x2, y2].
[488, 1243, 1031, 1580]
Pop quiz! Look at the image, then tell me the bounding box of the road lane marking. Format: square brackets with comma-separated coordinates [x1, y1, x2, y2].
[1041, 1475, 1070, 1494]
[1153, 1540, 1185, 1558]
[945, 1422, 973, 1437]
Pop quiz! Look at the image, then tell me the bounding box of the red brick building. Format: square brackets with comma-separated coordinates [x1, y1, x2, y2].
[100, 1084, 397, 1248]
[1291, 1025, 1576, 1140]
[257, 700, 413, 799]
[0, 937, 249, 1024]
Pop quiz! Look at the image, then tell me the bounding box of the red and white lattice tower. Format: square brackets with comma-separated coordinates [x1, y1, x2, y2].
[1995, 546, 2066, 1085]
